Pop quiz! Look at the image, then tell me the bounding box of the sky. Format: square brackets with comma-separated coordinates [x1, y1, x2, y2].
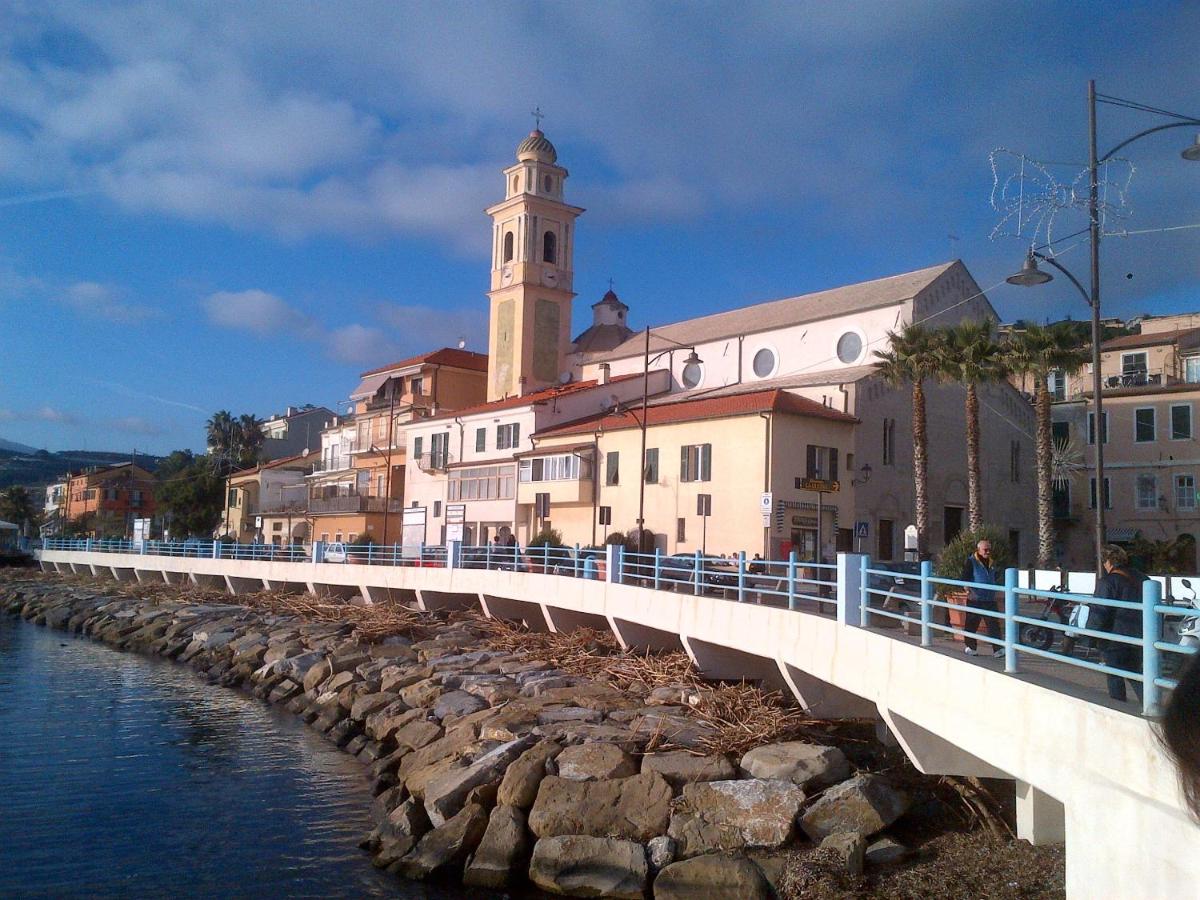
[1, 0, 1198, 456]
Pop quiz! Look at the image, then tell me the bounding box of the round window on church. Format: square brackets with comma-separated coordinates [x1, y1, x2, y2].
[682, 361, 703, 389]
[752, 347, 777, 378]
[836, 331, 864, 364]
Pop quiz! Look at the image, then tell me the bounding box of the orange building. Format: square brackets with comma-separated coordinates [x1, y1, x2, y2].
[63, 462, 157, 537]
[307, 348, 488, 544]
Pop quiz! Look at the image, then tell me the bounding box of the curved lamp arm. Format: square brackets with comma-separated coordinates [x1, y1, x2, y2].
[1101, 119, 1200, 163]
[1033, 251, 1093, 308]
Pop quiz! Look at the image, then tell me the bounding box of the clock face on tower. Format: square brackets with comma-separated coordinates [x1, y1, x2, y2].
[501, 266, 514, 286]
[541, 268, 558, 287]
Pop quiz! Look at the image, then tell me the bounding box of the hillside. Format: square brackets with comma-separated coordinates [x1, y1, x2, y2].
[0, 449, 163, 490]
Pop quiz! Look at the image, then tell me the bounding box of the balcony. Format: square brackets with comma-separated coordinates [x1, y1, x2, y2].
[308, 495, 404, 515]
[416, 451, 454, 473]
[258, 499, 308, 515]
[309, 453, 357, 474]
[1070, 368, 1189, 398]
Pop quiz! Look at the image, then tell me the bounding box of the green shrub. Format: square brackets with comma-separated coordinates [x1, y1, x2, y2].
[528, 527, 565, 548]
[350, 533, 376, 546]
[935, 526, 1013, 596]
[604, 531, 626, 546]
[624, 527, 656, 555]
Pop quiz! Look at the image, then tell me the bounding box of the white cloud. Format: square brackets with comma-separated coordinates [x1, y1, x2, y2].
[60, 280, 159, 322]
[34, 406, 78, 424]
[202, 289, 313, 335]
[325, 324, 401, 365]
[376, 303, 488, 352]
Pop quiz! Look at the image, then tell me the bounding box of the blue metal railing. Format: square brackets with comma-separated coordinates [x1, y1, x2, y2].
[618, 549, 837, 609]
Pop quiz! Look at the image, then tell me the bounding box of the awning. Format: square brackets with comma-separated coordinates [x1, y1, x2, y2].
[349, 372, 391, 401]
[0, 520, 19, 531]
[1106, 526, 1140, 542]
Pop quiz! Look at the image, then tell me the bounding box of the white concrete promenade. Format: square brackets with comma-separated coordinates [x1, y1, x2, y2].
[36, 547, 1199, 899]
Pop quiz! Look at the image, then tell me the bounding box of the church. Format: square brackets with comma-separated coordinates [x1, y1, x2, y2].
[392, 125, 1036, 562]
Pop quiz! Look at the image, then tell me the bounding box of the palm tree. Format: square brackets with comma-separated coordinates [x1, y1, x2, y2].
[936, 320, 1007, 532]
[206, 410, 235, 457]
[875, 325, 942, 555]
[235, 413, 264, 468]
[1004, 323, 1089, 566]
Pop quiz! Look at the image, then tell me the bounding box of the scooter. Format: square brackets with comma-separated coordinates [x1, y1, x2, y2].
[1019, 584, 1074, 652]
[1162, 578, 1200, 677]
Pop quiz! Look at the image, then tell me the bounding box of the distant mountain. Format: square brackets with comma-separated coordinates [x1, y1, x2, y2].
[0, 437, 38, 454]
[0, 448, 164, 490]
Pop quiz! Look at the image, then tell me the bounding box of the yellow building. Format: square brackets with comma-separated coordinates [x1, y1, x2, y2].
[221, 452, 316, 544]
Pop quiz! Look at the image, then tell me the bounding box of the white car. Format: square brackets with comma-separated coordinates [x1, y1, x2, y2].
[323, 541, 349, 563]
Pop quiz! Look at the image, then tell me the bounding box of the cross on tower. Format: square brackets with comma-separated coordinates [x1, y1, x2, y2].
[607, 277, 615, 291]
[531, 106, 545, 130]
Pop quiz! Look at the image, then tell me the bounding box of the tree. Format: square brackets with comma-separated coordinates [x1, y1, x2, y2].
[936, 321, 1007, 532]
[875, 325, 942, 555]
[0, 485, 39, 532]
[155, 450, 225, 538]
[1004, 323, 1089, 566]
[205, 410, 264, 474]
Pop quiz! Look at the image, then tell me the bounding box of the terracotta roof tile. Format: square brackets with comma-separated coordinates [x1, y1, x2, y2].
[359, 347, 488, 377]
[1101, 328, 1200, 351]
[424, 372, 644, 422]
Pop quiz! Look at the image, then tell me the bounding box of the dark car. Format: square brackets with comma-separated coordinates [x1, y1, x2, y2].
[867, 561, 922, 599]
[658, 554, 738, 594]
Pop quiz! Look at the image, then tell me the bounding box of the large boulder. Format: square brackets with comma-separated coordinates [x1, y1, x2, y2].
[653, 853, 773, 900]
[669, 779, 806, 858]
[434, 689, 489, 721]
[555, 742, 637, 781]
[397, 802, 488, 880]
[497, 739, 562, 808]
[528, 772, 672, 842]
[528, 835, 648, 899]
[392, 718, 443, 752]
[641, 751, 736, 792]
[350, 691, 399, 723]
[364, 703, 420, 743]
[820, 831, 866, 877]
[372, 799, 431, 868]
[739, 741, 850, 790]
[422, 736, 535, 826]
[799, 774, 910, 842]
[400, 676, 444, 708]
[462, 805, 529, 889]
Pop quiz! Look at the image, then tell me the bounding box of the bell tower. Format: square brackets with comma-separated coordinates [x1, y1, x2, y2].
[485, 120, 585, 401]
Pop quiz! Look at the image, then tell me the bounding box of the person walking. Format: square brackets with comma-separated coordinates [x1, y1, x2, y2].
[959, 539, 1004, 658]
[1092, 544, 1147, 703]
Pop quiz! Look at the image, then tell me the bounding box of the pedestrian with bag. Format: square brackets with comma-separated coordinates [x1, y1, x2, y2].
[959, 539, 1004, 658]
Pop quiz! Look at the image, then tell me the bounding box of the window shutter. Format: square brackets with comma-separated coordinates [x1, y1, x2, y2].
[512, 424, 521, 446]
[681, 446, 689, 481]
[806, 445, 816, 479]
[413, 436, 423, 459]
[830, 449, 838, 484]
[476, 428, 485, 452]
[701, 444, 712, 481]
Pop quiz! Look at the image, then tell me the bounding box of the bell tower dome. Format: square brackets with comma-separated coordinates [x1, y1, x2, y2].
[485, 120, 585, 401]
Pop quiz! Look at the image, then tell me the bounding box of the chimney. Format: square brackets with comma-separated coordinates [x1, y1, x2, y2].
[286, 406, 297, 417]
[598, 363, 610, 385]
[518, 375, 528, 397]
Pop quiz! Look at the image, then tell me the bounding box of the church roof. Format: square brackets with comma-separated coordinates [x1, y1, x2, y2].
[517, 129, 557, 164]
[571, 322, 636, 354]
[592, 289, 628, 310]
[586, 261, 960, 362]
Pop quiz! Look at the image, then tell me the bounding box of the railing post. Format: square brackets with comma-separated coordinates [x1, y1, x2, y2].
[859, 553, 870, 626]
[313, 540, 325, 564]
[574, 543, 581, 578]
[787, 550, 798, 610]
[86, 537, 94, 553]
[653, 548, 661, 591]
[486, 541, 492, 571]
[920, 559, 933, 647]
[604, 542, 622, 584]
[447, 539, 462, 569]
[737, 552, 746, 603]
[1004, 567, 1019, 674]
[213, 542, 222, 560]
[693, 549, 702, 596]
[418, 542, 425, 568]
[1143, 579, 1163, 716]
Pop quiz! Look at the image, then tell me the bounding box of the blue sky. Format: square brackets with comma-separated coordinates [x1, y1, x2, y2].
[1, 1, 1198, 455]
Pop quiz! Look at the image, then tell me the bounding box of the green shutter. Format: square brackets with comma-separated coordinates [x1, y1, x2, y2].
[700, 444, 711, 481]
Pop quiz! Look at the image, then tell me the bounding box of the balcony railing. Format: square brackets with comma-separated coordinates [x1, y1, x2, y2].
[416, 451, 453, 473]
[308, 495, 404, 514]
[1069, 368, 1191, 397]
[257, 499, 308, 515]
[309, 452, 357, 474]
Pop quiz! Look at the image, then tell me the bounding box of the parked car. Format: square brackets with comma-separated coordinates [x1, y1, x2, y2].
[867, 561, 922, 600]
[323, 541, 348, 564]
[658, 554, 738, 593]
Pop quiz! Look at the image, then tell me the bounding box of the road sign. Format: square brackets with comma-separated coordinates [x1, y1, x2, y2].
[759, 491, 773, 512]
[854, 520, 869, 538]
[796, 477, 840, 493]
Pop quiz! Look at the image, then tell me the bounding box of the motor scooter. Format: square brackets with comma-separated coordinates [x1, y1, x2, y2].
[1162, 578, 1200, 677]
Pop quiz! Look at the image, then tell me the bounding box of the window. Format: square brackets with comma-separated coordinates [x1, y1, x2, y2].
[805, 445, 839, 482]
[1088, 411, 1108, 445]
[496, 423, 521, 450]
[519, 454, 586, 482]
[448, 465, 516, 501]
[335, 532, 343, 542]
[1136, 474, 1158, 510]
[410, 376, 424, 396]
[430, 432, 448, 468]
[433, 500, 442, 517]
[1135, 407, 1156, 443]
[1089, 477, 1112, 510]
[1010, 440, 1021, 482]
[1052, 420, 1069, 445]
[644, 448, 659, 484]
[681, 361, 703, 389]
[752, 348, 776, 378]
[475, 428, 486, 452]
[543, 175, 552, 192]
[511, 175, 519, 193]
[1176, 475, 1196, 510]
[1186, 357, 1200, 384]
[228, 488, 238, 507]
[676, 517, 686, 542]
[837, 331, 863, 364]
[1172, 405, 1193, 440]
[348, 533, 358, 543]
[878, 518, 895, 561]
[413, 436, 423, 460]
[680, 444, 712, 482]
[503, 232, 514, 262]
[882, 418, 895, 466]
[1052, 481, 1071, 518]
[376, 474, 385, 496]
[543, 231, 557, 264]
[273, 522, 283, 531]
[320, 532, 329, 542]
[1122, 352, 1148, 376]
[131, 490, 143, 507]
[598, 506, 612, 526]
[606, 451, 620, 486]
[1047, 370, 1066, 401]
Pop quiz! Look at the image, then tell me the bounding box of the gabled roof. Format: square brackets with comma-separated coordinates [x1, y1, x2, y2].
[359, 347, 489, 377]
[229, 451, 316, 479]
[422, 372, 645, 423]
[1101, 328, 1200, 352]
[586, 261, 958, 361]
[535, 388, 858, 438]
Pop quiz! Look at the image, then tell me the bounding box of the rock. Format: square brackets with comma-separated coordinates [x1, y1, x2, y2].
[462, 805, 529, 889]
[393, 718, 443, 752]
[422, 736, 535, 826]
[531, 722, 644, 752]
[400, 677, 444, 708]
[669, 779, 806, 858]
[350, 691, 399, 722]
[372, 798, 431, 867]
[646, 684, 702, 706]
[329, 647, 371, 675]
[820, 831, 865, 876]
[866, 836, 909, 866]
[528, 772, 672, 842]
[647, 835, 677, 873]
[497, 739, 562, 808]
[739, 741, 850, 790]
[528, 835, 647, 899]
[481, 706, 540, 742]
[365, 702, 420, 742]
[653, 853, 773, 900]
[397, 801, 488, 880]
[628, 711, 717, 750]
[799, 774, 910, 842]
[641, 750, 736, 792]
[555, 742, 637, 781]
[381, 665, 433, 694]
[536, 706, 603, 725]
[396, 722, 481, 783]
[433, 690, 489, 721]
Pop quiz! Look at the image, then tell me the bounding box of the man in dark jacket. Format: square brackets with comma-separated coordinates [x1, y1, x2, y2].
[959, 539, 1003, 658]
[1093, 544, 1148, 702]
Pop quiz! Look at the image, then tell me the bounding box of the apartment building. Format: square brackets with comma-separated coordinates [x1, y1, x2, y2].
[220, 452, 316, 544]
[63, 462, 156, 537]
[259, 405, 335, 461]
[1052, 327, 1200, 568]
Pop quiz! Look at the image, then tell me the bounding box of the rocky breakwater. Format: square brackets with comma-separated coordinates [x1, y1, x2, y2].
[2, 575, 919, 899]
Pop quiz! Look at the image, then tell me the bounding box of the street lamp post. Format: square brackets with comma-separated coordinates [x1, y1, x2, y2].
[634, 326, 702, 550]
[1007, 80, 1200, 572]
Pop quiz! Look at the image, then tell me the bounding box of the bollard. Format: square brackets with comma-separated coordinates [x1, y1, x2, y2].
[1004, 568, 1019, 674]
[859, 554, 870, 626]
[920, 560, 933, 647]
[1143, 579, 1162, 716]
[737, 552, 746, 603]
